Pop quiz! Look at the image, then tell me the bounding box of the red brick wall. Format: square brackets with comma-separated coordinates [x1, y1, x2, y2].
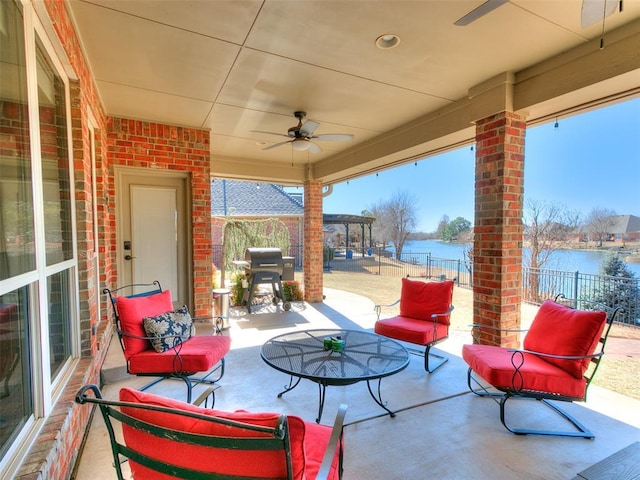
[106, 118, 212, 319]
[303, 181, 323, 302]
[12, 1, 110, 478]
[473, 111, 525, 347]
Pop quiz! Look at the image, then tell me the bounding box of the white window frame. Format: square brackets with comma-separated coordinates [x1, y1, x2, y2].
[0, 1, 80, 476]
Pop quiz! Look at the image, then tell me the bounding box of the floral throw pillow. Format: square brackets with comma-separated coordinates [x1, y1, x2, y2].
[142, 306, 195, 353]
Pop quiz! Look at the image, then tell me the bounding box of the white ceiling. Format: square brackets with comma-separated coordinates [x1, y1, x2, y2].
[67, 0, 640, 185]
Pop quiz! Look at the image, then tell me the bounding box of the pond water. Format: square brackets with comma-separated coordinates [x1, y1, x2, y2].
[400, 240, 640, 277]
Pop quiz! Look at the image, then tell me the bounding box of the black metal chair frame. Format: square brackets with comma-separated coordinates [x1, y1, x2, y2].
[374, 300, 454, 373]
[466, 296, 621, 439]
[76, 384, 347, 480]
[103, 281, 226, 403]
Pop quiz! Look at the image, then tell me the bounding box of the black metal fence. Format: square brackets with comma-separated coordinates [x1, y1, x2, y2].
[213, 244, 639, 327]
[522, 268, 639, 326]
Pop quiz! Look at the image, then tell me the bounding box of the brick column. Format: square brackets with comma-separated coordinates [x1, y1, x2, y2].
[473, 111, 525, 347]
[303, 180, 324, 303]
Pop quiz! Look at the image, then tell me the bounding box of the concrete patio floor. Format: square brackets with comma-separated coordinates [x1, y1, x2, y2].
[73, 287, 640, 479]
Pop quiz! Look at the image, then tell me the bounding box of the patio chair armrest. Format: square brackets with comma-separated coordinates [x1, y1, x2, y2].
[315, 404, 348, 480]
[374, 299, 400, 320]
[116, 327, 193, 343]
[431, 305, 454, 321]
[193, 387, 217, 407]
[76, 384, 103, 404]
[509, 348, 603, 362]
[504, 349, 604, 393]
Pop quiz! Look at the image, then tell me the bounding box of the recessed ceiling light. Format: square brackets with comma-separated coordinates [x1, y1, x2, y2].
[256, 141, 267, 146]
[376, 33, 400, 49]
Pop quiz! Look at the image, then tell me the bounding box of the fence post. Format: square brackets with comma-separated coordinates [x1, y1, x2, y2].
[573, 271, 579, 308]
[378, 246, 381, 276]
[457, 259, 461, 285]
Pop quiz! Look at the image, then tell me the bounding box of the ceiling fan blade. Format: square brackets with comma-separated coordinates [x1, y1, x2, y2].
[454, 0, 509, 26]
[300, 120, 320, 137]
[313, 134, 354, 142]
[308, 141, 322, 154]
[262, 140, 292, 150]
[581, 0, 618, 28]
[251, 130, 289, 138]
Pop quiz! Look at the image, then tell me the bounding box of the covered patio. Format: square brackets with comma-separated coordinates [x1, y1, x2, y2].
[3, 1, 640, 478]
[75, 286, 640, 479]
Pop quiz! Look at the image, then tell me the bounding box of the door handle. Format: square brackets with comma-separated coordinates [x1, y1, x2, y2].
[124, 255, 136, 261]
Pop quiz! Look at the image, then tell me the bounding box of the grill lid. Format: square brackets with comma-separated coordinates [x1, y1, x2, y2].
[244, 248, 284, 274]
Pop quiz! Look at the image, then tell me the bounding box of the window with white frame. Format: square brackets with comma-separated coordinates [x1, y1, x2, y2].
[0, 0, 78, 469]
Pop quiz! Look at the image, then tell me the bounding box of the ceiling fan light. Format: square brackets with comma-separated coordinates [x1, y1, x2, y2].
[375, 34, 400, 49]
[292, 138, 310, 151]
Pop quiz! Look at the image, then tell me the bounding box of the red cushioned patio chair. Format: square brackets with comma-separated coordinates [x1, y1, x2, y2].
[104, 281, 231, 403]
[374, 278, 454, 373]
[462, 296, 620, 439]
[76, 385, 347, 480]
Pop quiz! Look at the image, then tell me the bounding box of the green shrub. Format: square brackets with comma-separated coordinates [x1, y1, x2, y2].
[323, 246, 334, 264]
[230, 271, 247, 305]
[283, 280, 303, 301]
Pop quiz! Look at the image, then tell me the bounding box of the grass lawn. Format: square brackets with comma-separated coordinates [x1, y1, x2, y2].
[319, 270, 640, 400]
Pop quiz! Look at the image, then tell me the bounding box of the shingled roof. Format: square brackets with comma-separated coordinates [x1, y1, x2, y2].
[211, 179, 303, 217]
[609, 215, 640, 234]
[580, 214, 640, 234]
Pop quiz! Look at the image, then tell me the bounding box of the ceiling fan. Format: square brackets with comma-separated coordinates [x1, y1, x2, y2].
[454, 0, 508, 26]
[454, 0, 621, 28]
[256, 111, 354, 154]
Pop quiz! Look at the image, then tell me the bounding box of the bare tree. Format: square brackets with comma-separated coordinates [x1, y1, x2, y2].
[369, 190, 418, 259]
[523, 199, 580, 301]
[584, 207, 617, 247]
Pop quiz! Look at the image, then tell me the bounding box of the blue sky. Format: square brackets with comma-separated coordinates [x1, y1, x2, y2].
[321, 97, 640, 232]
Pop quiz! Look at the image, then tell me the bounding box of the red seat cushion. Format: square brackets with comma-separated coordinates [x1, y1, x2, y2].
[119, 388, 340, 480]
[462, 344, 588, 399]
[399, 279, 453, 325]
[115, 290, 174, 358]
[127, 335, 231, 374]
[523, 300, 606, 378]
[374, 315, 448, 346]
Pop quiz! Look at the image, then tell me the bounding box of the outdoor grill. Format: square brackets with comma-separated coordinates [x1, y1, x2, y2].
[242, 248, 292, 313]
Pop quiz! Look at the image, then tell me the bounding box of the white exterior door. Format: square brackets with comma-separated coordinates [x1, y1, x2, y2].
[131, 185, 179, 294]
[117, 170, 191, 308]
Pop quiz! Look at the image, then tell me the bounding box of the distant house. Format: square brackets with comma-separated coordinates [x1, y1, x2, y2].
[608, 215, 640, 242]
[576, 214, 640, 243]
[210, 179, 304, 264]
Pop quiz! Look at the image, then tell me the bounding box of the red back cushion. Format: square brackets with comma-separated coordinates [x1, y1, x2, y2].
[523, 300, 606, 379]
[119, 388, 307, 480]
[115, 290, 173, 357]
[399, 279, 454, 325]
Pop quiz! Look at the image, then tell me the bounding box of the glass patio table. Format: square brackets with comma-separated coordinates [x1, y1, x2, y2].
[261, 329, 410, 423]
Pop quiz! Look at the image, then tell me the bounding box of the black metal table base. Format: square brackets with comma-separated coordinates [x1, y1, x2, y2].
[278, 375, 395, 423]
[366, 378, 396, 418]
[277, 376, 301, 398]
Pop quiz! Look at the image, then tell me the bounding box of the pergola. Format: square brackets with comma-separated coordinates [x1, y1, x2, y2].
[323, 214, 376, 256]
